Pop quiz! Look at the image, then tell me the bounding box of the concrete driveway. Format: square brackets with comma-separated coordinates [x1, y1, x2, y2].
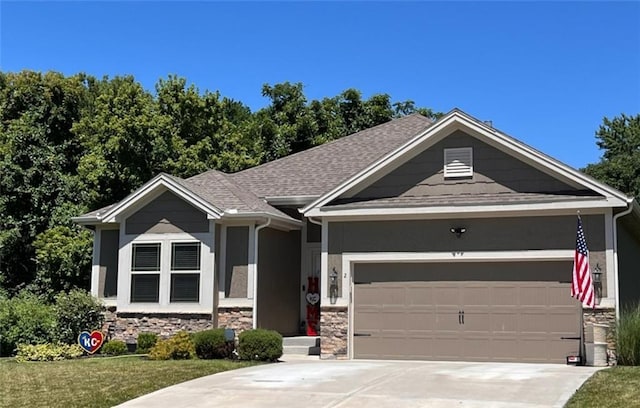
[117, 358, 601, 408]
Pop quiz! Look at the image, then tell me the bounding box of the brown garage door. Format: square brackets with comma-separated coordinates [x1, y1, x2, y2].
[353, 261, 581, 363]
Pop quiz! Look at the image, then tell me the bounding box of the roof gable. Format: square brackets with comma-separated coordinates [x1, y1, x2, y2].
[100, 173, 223, 223]
[351, 129, 595, 200]
[303, 109, 630, 215]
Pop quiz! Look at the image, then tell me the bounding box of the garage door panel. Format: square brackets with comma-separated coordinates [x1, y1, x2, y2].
[408, 310, 437, 330]
[406, 286, 433, 306]
[353, 262, 581, 363]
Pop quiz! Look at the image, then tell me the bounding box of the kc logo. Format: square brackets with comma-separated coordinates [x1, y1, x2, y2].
[78, 330, 104, 354]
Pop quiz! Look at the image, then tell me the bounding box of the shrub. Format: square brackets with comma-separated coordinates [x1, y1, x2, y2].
[53, 289, 104, 344]
[102, 340, 128, 356]
[136, 332, 158, 354]
[0, 291, 57, 356]
[193, 329, 233, 359]
[148, 331, 195, 360]
[238, 329, 282, 362]
[15, 343, 84, 362]
[617, 304, 640, 366]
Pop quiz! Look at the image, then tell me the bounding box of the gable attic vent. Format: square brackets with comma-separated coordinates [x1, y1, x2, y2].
[444, 147, 473, 178]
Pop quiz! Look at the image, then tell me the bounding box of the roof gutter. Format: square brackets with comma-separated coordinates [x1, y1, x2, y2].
[223, 211, 302, 229]
[252, 217, 271, 329]
[612, 198, 637, 320]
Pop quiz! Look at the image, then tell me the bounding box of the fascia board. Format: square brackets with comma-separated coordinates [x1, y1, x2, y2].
[264, 195, 318, 206]
[221, 212, 303, 229]
[71, 215, 100, 224]
[305, 198, 625, 219]
[101, 174, 222, 223]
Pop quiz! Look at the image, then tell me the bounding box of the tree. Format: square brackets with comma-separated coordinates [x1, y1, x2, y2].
[584, 114, 640, 199]
[255, 82, 439, 162]
[0, 71, 89, 293]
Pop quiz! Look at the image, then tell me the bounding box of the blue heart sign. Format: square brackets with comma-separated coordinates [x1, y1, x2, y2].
[78, 330, 104, 354]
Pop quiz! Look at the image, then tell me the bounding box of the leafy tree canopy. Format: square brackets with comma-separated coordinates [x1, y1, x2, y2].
[584, 114, 640, 200]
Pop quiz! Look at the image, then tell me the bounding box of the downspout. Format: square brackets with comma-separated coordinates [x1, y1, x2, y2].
[307, 217, 322, 226]
[612, 199, 634, 320]
[253, 217, 271, 329]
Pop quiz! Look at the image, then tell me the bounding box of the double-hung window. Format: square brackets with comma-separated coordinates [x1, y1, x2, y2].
[130, 243, 161, 302]
[170, 242, 201, 302]
[129, 241, 202, 304]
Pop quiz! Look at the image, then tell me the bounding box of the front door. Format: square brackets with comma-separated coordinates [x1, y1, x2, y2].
[301, 245, 321, 334]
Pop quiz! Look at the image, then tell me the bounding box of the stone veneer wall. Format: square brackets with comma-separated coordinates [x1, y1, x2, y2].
[217, 307, 254, 333]
[320, 306, 348, 359]
[103, 307, 214, 344]
[584, 308, 617, 365]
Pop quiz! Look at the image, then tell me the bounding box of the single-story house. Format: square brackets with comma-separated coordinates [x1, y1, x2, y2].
[75, 109, 640, 363]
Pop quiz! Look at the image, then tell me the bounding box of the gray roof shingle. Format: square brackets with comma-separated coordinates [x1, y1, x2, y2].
[179, 171, 291, 219]
[217, 114, 434, 198]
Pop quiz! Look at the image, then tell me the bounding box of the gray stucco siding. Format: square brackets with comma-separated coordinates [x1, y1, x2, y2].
[225, 226, 249, 298]
[355, 131, 591, 199]
[618, 220, 640, 309]
[328, 215, 607, 297]
[125, 191, 209, 234]
[99, 229, 119, 297]
[257, 227, 301, 335]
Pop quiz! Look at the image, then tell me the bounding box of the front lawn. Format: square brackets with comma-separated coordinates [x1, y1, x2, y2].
[565, 366, 640, 408]
[0, 356, 257, 408]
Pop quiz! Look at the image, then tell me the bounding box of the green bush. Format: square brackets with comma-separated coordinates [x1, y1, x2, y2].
[238, 329, 282, 362]
[0, 291, 57, 356]
[102, 340, 128, 356]
[15, 342, 84, 362]
[136, 332, 158, 354]
[193, 329, 233, 359]
[53, 289, 104, 344]
[617, 304, 640, 366]
[148, 331, 195, 360]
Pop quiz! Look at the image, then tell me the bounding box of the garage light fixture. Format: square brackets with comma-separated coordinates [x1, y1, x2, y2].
[593, 263, 602, 305]
[329, 268, 339, 304]
[450, 227, 466, 238]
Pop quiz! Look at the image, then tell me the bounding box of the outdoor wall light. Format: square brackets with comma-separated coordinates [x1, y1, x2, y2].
[329, 268, 339, 305]
[593, 263, 603, 305]
[450, 227, 467, 238]
[592, 263, 602, 283]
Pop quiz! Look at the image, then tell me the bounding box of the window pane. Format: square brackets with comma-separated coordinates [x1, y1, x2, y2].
[170, 274, 200, 302]
[132, 243, 160, 271]
[171, 243, 200, 271]
[131, 274, 160, 302]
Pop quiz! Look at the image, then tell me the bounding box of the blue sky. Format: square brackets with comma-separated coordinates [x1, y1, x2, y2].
[1, 1, 639, 169]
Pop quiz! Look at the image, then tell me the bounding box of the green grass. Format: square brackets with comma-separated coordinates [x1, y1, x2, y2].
[0, 356, 258, 408]
[565, 366, 640, 408]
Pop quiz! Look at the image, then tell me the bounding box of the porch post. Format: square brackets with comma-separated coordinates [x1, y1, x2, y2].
[91, 227, 101, 298]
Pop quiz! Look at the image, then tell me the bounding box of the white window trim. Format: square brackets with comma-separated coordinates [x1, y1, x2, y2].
[169, 242, 202, 302]
[117, 221, 215, 313]
[444, 147, 473, 178]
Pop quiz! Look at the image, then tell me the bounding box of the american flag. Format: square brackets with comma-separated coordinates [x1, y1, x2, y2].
[571, 217, 595, 308]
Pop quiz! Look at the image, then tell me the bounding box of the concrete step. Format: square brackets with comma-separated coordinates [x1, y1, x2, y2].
[282, 336, 320, 347]
[282, 336, 320, 356]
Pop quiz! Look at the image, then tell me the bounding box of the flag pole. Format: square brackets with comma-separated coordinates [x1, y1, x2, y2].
[576, 210, 585, 365]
